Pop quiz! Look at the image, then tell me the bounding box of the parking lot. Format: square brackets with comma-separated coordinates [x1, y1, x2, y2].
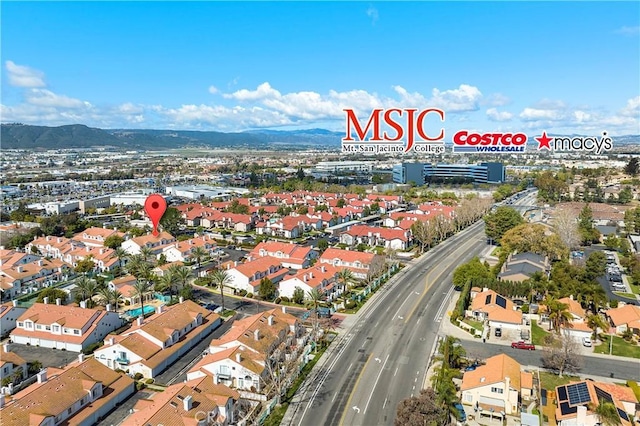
[5, 343, 80, 368]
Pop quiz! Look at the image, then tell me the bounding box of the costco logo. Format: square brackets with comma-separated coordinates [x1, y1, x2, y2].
[452, 131, 527, 153]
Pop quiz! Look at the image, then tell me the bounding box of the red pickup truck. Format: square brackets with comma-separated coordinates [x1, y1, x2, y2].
[511, 341, 535, 350]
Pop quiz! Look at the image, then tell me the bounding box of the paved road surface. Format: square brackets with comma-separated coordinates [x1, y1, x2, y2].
[285, 219, 489, 426]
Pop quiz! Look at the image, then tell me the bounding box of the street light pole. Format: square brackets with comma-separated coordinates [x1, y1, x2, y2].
[609, 332, 613, 356]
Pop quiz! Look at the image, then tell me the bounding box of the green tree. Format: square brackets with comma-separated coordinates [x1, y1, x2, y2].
[584, 251, 607, 282]
[103, 234, 124, 249]
[452, 257, 490, 288]
[337, 268, 355, 296]
[296, 205, 309, 215]
[132, 279, 152, 317]
[483, 206, 525, 243]
[624, 158, 639, 176]
[293, 286, 305, 305]
[74, 257, 96, 275]
[258, 277, 276, 300]
[159, 207, 185, 236]
[76, 276, 100, 307]
[437, 335, 466, 369]
[317, 239, 329, 252]
[501, 223, 569, 261]
[36, 288, 68, 304]
[603, 234, 619, 251]
[173, 266, 192, 295]
[210, 269, 233, 311]
[191, 246, 208, 270]
[336, 198, 346, 208]
[578, 204, 601, 245]
[544, 296, 573, 333]
[594, 401, 622, 426]
[394, 388, 449, 426]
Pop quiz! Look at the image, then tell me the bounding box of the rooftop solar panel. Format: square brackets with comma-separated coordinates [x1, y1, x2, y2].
[559, 402, 578, 416]
[617, 408, 629, 422]
[557, 386, 568, 402]
[567, 382, 591, 406]
[595, 386, 613, 404]
[496, 295, 507, 309]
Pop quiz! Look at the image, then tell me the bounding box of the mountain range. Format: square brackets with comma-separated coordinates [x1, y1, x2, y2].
[1, 123, 638, 151]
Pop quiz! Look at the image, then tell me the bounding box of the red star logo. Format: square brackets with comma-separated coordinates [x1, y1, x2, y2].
[535, 131, 553, 150]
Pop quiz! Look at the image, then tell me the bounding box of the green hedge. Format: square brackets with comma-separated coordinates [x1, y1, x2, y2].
[627, 380, 640, 402]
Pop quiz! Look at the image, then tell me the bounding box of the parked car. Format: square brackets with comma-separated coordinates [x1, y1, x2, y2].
[582, 337, 592, 347]
[453, 402, 467, 422]
[494, 328, 502, 337]
[511, 341, 535, 350]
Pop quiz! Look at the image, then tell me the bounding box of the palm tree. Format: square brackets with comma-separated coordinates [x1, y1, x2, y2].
[593, 401, 621, 426]
[173, 266, 192, 296]
[76, 276, 99, 308]
[211, 269, 233, 312]
[437, 335, 466, 369]
[191, 246, 208, 271]
[156, 271, 176, 297]
[544, 296, 573, 333]
[586, 313, 609, 341]
[112, 247, 129, 269]
[306, 288, 323, 352]
[132, 279, 152, 318]
[98, 287, 123, 310]
[337, 268, 355, 297]
[125, 254, 145, 277]
[139, 246, 155, 265]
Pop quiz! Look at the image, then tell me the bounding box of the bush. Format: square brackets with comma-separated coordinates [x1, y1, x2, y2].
[136, 382, 146, 391]
[246, 293, 253, 299]
[627, 381, 640, 402]
[124, 300, 131, 306]
[275, 297, 282, 304]
[521, 304, 530, 314]
[280, 296, 290, 303]
[345, 300, 357, 309]
[82, 341, 103, 355]
[115, 369, 125, 374]
[145, 378, 154, 384]
[133, 373, 143, 380]
[238, 289, 247, 297]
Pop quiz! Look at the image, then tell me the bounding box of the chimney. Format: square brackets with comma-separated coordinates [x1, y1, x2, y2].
[2, 343, 9, 353]
[156, 305, 163, 315]
[99, 249, 105, 255]
[37, 260, 44, 267]
[136, 316, 144, 326]
[235, 352, 242, 363]
[86, 247, 91, 253]
[254, 329, 260, 341]
[36, 369, 47, 383]
[12, 300, 17, 307]
[108, 337, 115, 346]
[43, 296, 49, 305]
[80, 300, 87, 309]
[234, 261, 238, 267]
[303, 274, 308, 282]
[106, 303, 112, 312]
[183, 395, 193, 411]
[78, 353, 85, 363]
[179, 296, 184, 304]
[282, 306, 286, 314]
[0, 394, 4, 409]
[57, 237, 62, 243]
[268, 315, 274, 326]
[16, 266, 23, 273]
[46, 236, 51, 241]
[569, 294, 574, 300]
[309, 272, 314, 279]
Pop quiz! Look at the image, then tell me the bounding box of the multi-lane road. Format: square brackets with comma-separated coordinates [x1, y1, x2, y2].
[285, 217, 490, 426]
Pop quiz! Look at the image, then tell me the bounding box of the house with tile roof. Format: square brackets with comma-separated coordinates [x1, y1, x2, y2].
[318, 248, 384, 279]
[469, 289, 523, 329]
[340, 224, 410, 250]
[94, 300, 221, 378]
[208, 308, 304, 361]
[498, 252, 550, 283]
[162, 235, 218, 263]
[225, 256, 289, 294]
[549, 296, 593, 341]
[460, 354, 533, 415]
[605, 304, 640, 336]
[121, 231, 176, 257]
[0, 357, 135, 426]
[0, 302, 27, 337]
[10, 302, 123, 352]
[0, 257, 69, 301]
[124, 372, 239, 426]
[71, 227, 125, 248]
[249, 241, 317, 270]
[278, 264, 341, 301]
[25, 235, 74, 260]
[0, 344, 27, 384]
[554, 380, 636, 426]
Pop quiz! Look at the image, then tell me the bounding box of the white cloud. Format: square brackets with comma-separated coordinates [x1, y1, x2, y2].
[483, 93, 511, 107]
[208, 85, 219, 95]
[615, 26, 640, 36]
[366, 5, 379, 25]
[486, 108, 513, 122]
[620, 96, 640, 117]
[223, 82, 280, 101]
[5, 61, 46, 88]
[519, 107, 565, 121]
[429, 84, 482, 112]
[25, 89, 90, 109]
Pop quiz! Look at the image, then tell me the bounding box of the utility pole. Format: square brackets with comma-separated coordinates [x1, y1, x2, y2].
[609, 331, 613, 356]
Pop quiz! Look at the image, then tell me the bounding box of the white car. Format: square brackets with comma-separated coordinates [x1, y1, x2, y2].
[582, 337, 592, 347]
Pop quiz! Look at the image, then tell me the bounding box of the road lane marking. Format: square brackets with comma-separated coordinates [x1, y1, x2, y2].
[364, 354, 390, 414]
[394, 367, 398, 377]
[383, 398, 388, 409]
[338, 353, 373, 426]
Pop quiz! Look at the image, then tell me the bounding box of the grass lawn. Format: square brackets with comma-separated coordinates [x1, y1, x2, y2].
[463, 318, 484, 332]
[613, 291, 638, 300]
[491, 247, 502, 257]
[631, 284, 640, 296]
[594, 335, 640, 359]
[531, 320, 550, 346]
[539, 371, 580, 392]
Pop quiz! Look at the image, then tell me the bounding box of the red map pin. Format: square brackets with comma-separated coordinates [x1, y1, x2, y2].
[144, 194, 167, 237]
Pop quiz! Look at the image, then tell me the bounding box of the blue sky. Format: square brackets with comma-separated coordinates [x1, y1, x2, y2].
[1, 1, 639, 135]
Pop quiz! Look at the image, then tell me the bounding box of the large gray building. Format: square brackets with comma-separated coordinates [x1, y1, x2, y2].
[392, 162, 506, 184]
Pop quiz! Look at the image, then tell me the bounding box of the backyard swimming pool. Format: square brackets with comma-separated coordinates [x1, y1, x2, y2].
[124, 305, 157, 317]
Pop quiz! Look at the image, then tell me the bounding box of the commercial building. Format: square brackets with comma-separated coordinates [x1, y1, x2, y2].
[392, 162, 506, 184]
[314, 161, 374, 173]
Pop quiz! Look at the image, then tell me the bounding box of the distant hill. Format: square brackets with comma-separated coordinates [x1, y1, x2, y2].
[1, 123, 637, 151]
[1, 123, 344, 150]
